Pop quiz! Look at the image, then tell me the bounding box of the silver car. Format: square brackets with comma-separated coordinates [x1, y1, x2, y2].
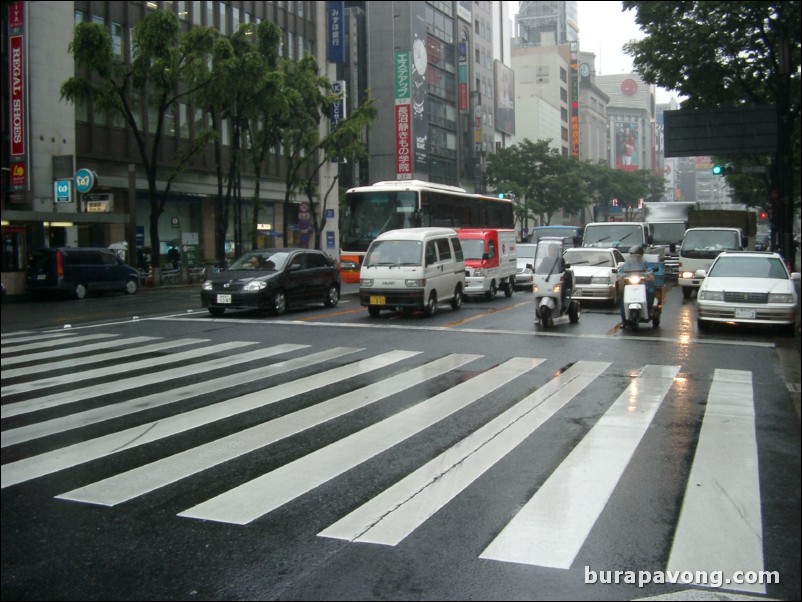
[563, 247, 625, 304]
[515, 243, 538, 288]
[696, 251, 800, 333]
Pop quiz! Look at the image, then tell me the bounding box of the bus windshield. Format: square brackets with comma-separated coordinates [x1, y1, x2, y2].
[341, 191, 418, 252]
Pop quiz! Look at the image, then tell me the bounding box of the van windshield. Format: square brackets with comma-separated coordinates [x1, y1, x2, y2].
[460, 239, 486, 260]
[364, 240, 423, 266]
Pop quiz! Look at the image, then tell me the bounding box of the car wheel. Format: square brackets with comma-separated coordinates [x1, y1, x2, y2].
[423, 291, 437, 317]
[74, 282, 88, 299]
[485, 281, 497, 301]
[697, 318, 711, 332]
[504, 277, 514, 297]
[450, 284, 463, 310]
[125, 278, 139, 295]
[682, 287, 692, 299]
[272, 289, 288, 315]
[368, 305, 381, 317]
[208, 307, 225, 317]
[324, 284, 340, 307]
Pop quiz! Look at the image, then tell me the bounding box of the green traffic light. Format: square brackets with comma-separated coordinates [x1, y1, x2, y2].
[712, 165, 723, 175]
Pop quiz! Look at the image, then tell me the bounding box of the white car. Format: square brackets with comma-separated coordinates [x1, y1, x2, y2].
[696, 251, 800, 333]
[515, 243, 538, 288]
[563, 247, 626, 304]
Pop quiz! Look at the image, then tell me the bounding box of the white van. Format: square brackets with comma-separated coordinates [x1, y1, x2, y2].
[359, 227, 465, 317]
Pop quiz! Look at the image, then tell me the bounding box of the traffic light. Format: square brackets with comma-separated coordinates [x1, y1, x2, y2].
[712, 164, 735, 175]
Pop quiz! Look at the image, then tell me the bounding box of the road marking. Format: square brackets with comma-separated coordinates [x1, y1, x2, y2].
[0, 332, 116, 355]
[178, 357, 541, 525]
[319, 360, 609, 545]
[667, 369, 765, 594]
[2, 347, 372, 488]
[58, 353, 474, 506]
[480, 364, 679, 569]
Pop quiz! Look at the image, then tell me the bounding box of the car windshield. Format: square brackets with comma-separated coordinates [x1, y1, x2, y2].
[229, 252, 290, 271]
[364, 240, 422, 266]
[564, 250, 613, 266]
[708, 256, 788, 279]
[517, 245, 537, 259]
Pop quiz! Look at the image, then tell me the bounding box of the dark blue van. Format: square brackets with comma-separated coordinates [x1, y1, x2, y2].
[25, 247, 140, 299]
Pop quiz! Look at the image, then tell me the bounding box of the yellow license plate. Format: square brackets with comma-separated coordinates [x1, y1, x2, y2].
[369, 295, 386, 305]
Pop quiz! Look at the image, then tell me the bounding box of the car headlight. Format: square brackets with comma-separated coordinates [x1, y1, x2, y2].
[473, 268, 486, 277]
[591, 276, 610, 285]
[698, 290, 724, 301]
[768, 293, 795, 303]
[244, 280, 267, 291]
[680, 271, 694, 279]
[405, 279, 425, 287]
[202, 280, 213, 290]
[360, 278, 373, 287]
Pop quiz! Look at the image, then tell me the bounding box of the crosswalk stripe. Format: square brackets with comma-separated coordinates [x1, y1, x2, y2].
[2, 337, 179, 378]
[2, 347, 385, 488]
[57, 353, 473, 506]
[0, 333, 117, 355]
[2, 340, 246, 398]
[479, 364, 680, 569]
[1, 343, 310, 448]
[667, 369, 765, 594]
[1, 336, 162, 368]
[319, 360, 610, 546]
[178, 356, 541, 526]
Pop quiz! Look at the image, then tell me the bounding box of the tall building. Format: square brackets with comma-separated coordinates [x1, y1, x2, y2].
[515, 0, 578, 47]
[1, 1, 336, 295]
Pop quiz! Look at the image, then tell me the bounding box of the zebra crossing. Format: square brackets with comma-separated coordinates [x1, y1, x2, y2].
[0, 330, 769, 594]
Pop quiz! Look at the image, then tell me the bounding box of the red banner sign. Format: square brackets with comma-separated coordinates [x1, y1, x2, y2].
[9, 34, 25, 157]
[395, 104, 412, 179]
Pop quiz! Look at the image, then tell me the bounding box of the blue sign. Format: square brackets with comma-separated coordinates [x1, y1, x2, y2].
[327, 1, 345, 64]
[327, 231, 336, 249]
[74, 168, 97, 194]
[54, 179, 72, 203]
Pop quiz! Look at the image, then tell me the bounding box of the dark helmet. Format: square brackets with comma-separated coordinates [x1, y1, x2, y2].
[629, 245, 644, 256]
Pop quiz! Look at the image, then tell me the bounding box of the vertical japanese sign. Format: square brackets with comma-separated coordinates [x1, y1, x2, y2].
[570, 43, 580, 159]
[394, 51, 412, 180]
[330, 80, 346, 163]
[458, 42, 468, 112]
[8, 0, 28, 191]
[327, 1, 345, 64]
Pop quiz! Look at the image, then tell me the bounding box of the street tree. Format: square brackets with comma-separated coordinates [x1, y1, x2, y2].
[60, 10, 216, 279]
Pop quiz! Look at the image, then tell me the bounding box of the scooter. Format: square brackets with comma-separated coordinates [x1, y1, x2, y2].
[620, 269, 661, 331]
[532, 237, 580, 329]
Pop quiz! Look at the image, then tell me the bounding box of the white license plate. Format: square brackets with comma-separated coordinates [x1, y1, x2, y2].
[216, 294, 232, 304]
[37, 274, 47, 280]
[735, 308, 755, 319]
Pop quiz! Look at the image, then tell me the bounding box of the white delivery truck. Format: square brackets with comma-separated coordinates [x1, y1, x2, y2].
[677, 226, 748, 299]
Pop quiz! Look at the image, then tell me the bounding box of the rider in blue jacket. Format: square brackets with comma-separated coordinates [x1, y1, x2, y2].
[618, 245, 655, 326]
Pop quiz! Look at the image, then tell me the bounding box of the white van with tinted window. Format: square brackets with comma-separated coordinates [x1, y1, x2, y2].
[359, 227, 465, 317]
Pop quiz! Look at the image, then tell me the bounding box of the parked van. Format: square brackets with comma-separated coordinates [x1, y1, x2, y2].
[359, 227, 465, 317]
[457, 228, 517, 299]
[25, 247, 140, 299]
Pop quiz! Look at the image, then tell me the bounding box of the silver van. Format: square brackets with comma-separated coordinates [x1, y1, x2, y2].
[25, 247, 140, 299]
[359, 227, 465, 317]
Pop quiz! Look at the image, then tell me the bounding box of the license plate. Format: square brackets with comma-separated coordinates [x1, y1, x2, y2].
[37, 274, 46, 280]
[735, 308, 755, 319]
[574, 289, 582, 296]
[369, 295, 386, 305]
[216, 294, 232, 304]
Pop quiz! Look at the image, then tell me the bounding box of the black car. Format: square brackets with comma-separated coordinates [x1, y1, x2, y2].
[200, 248, 341, 316]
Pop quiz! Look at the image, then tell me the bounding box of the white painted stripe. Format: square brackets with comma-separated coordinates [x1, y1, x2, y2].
[480, 364, 679, 569]
[1, 344, 309, 448]
[1, 333, 116, 355]
[320, 360, 610, 545]
[59, 353, 473, 506]
[1, 347, 391, 488]
[2, 340, 249, 398]
[2, 337, 171, 378]
[178, 357, 541, 525]
[667, 369, 764, 594]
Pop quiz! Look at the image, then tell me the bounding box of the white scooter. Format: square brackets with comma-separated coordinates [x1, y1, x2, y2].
[532, 237, 580, 329]
[620, 269, 661, 331]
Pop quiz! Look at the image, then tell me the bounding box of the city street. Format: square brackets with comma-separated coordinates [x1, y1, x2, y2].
[1, 282, 800, 601]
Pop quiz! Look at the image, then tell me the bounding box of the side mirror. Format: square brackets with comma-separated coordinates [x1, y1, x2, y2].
[526, 263, 533, 270]
[669, 243, 676, 253]
[694, 269, 707, 278]
[482, 252, 489, 260]
[741, 236, 748, 248]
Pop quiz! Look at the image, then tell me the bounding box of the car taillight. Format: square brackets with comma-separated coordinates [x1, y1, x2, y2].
[56, 250, 64, 278]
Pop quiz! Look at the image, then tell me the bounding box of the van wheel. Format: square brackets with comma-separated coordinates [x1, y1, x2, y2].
[368, 306, 381, 317]
[424, 291, 437, 317]
[485, 281, 497, 301]
[74, 282, 89, 299]
[125, 278, 139, 295]
[450, 284, 463, 310]
[682, 286, 692, 299]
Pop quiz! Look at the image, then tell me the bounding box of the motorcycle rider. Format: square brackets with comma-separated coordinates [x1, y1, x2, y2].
[618, 245, 655, 327]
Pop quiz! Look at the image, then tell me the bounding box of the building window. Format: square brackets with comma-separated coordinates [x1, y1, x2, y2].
[111, 22, 124, 58]
[192, 1, 201, 25]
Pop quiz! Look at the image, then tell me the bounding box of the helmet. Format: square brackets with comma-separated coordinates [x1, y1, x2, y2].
[629, 245, 644, 256]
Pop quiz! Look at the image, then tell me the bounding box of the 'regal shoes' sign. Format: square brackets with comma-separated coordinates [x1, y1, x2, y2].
[9, 34, 25, 157]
